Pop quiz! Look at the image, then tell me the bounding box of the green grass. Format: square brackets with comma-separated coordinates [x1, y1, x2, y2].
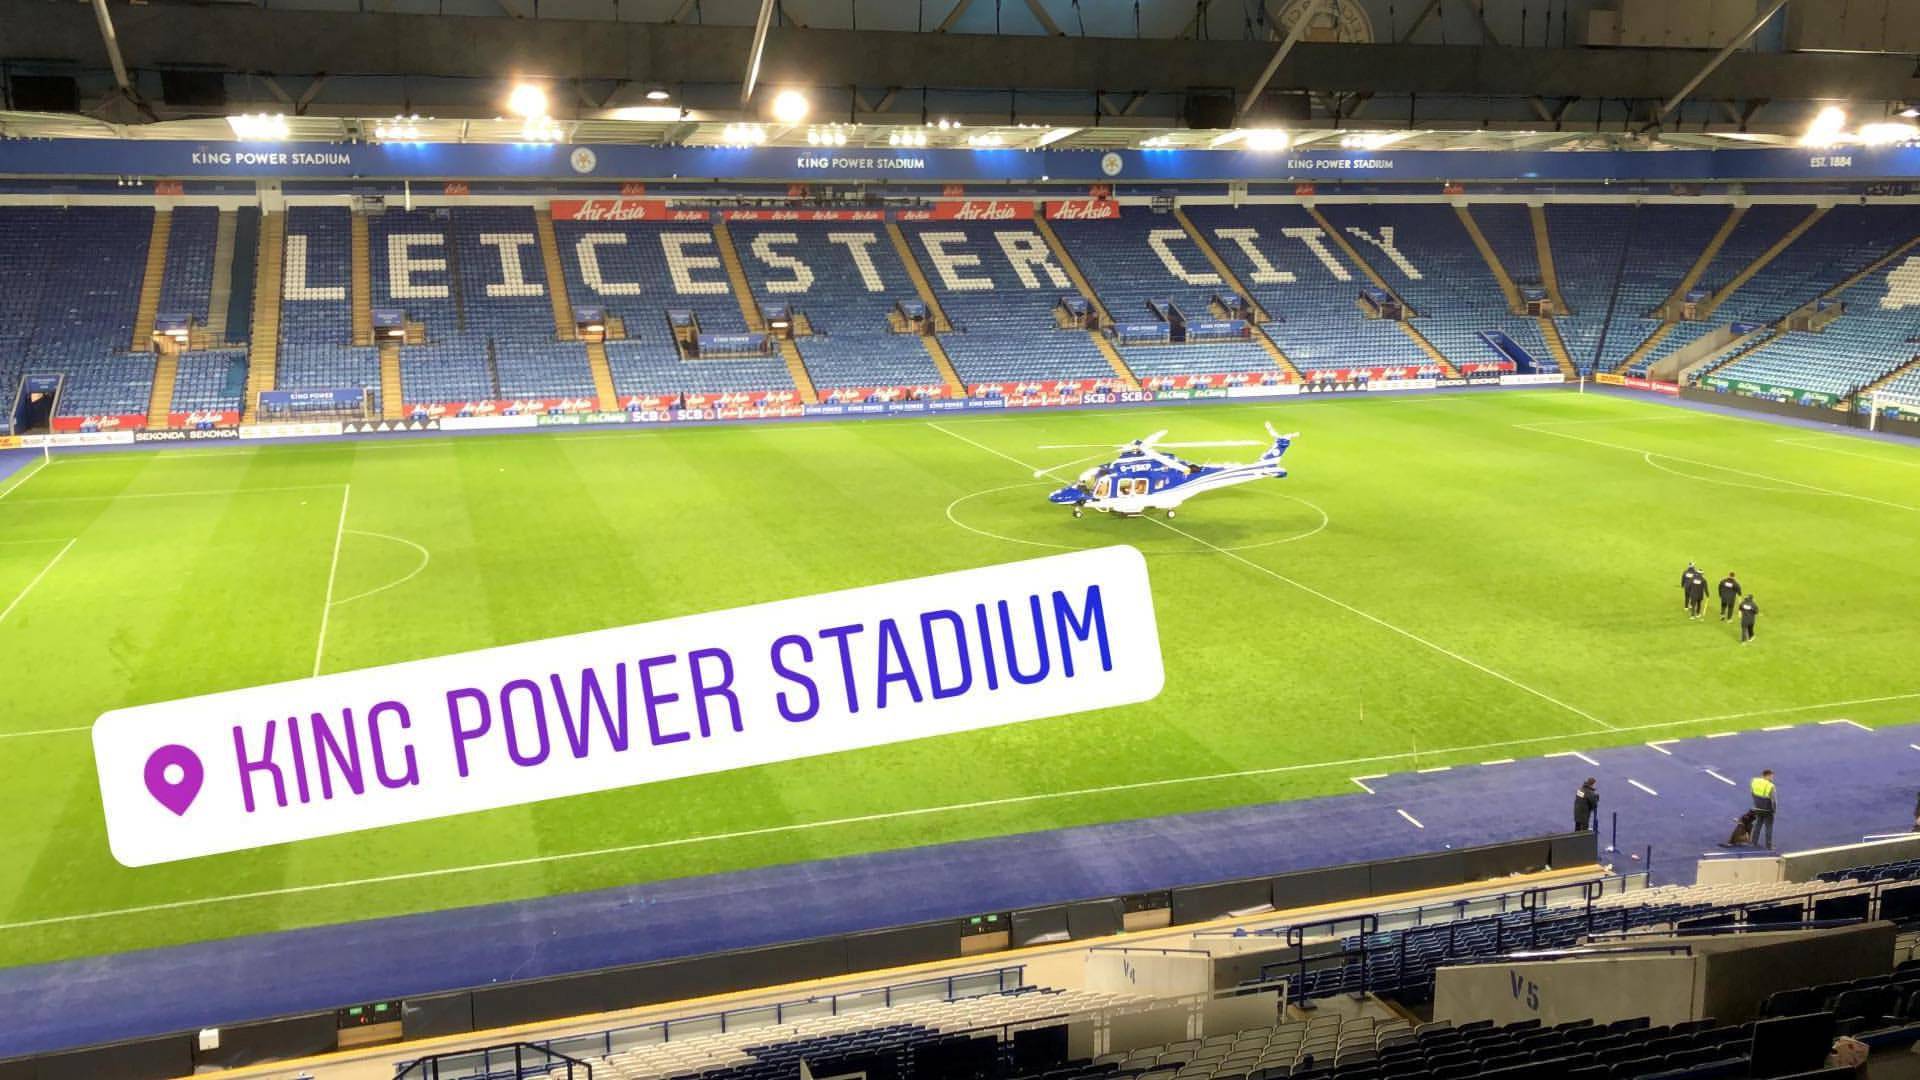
[2, 389, 1918, 968]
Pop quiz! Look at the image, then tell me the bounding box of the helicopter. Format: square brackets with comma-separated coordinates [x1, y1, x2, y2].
[1046, 424, 1296, 518]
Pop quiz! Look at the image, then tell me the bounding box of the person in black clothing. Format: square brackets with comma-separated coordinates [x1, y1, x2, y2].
[1680, 563, 1699, 614]
[1573, 778, 1599, 832]
[1718, 572, 1742, 621]
[1686, 568, 1709, 620]
[1740, 595, 1760, 643]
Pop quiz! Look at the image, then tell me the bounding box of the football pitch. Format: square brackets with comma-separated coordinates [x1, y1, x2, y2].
[3, 388, 1918, 970]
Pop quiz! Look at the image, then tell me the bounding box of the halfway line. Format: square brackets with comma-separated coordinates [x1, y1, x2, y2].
[313, 485, 352, 677]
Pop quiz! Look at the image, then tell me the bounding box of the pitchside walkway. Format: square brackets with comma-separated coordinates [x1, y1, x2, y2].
[3, 719, 1916, 1057]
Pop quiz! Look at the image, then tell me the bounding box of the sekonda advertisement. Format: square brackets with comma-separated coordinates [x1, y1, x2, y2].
[548, 198, 711, 222]
[895, 199, 1036, 221]
[1044, 199, 1122, 220]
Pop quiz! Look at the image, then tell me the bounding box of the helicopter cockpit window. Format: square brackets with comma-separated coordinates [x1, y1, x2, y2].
[1094, 477, 1112, 499]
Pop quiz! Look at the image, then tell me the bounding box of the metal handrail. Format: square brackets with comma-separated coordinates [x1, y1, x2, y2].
[1192, 872, 1649, 942]
[395, 1041, 593, 1080]
[519, 965, 1026, 1065]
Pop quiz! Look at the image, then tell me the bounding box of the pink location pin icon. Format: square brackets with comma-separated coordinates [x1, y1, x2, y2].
[143, 744, 204, 816]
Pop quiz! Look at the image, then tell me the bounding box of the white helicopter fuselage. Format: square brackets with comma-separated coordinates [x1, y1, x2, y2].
[1049, 425, 1296, 517]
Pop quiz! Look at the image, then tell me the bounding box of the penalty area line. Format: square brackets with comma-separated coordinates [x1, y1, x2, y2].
[6, 699, 1920, 927]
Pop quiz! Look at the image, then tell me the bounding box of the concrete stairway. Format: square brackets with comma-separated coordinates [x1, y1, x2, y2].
[585, 341, 620, 410]
[131, 209, 174, 352]
[205, 209, 238, 343]
[1528, 206, 1569, 313]
[144, 354, 179, 429]
[1455, 206, 1525, 315]
[1305, 206, 1459, 378]
[885, 224, 955, 331]
[243, 213, 286, 419]
[918, 334, 967, 396]
[775, 339, 819, 405]
[1032, 217, 1114, 325]
[350, 213, 374, 346]
[535, 207, 577, 341]
[378, 341, 405, 420]
[713, 221, 768, 332]
[1536, 317, 1577, 378]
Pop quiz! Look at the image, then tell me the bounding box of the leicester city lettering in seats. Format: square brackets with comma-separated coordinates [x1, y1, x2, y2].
[93, 547, 1162, 867]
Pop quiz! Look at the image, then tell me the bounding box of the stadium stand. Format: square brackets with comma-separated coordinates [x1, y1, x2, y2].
[898, 221, 1117, 384]
[167, 348, 247, 418]
[1716, 251, 1920, 397]
[1179, 205, 1426, 371]
[1708, 205, 1920, 329]
[281, 204, 355, 345]
[727, 218, 944, 392]
[0, 206, 157, 421]
[1543, 204, 1636, 372]
[1465, 204, 1543, 290]
[1317, 204, 1548, 372]
[1590, 205, 1728, 373]
[1046, 211, 1288, 379]
[549, 215, 797, 397]
[156, 204, 220, 326]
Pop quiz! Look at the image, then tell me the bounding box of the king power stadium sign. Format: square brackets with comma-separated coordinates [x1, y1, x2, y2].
[11, 140, 1920, 183]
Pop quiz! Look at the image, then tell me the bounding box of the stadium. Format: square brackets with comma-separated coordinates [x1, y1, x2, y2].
[6, 0, 1920, 1077]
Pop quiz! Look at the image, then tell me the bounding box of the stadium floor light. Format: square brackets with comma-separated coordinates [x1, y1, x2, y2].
[772, 89, 810, 124]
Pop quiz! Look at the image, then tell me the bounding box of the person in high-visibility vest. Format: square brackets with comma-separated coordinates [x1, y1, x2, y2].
[1750, 769, 1777, 849]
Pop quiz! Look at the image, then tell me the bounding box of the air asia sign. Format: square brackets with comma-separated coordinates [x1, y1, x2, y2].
[722, 209, 887, 222]
[94, 547, 1163, 865]
[896, 200, 1035, 221]
[549, 199, 711, 223]
[1044, 200, 1121, 220]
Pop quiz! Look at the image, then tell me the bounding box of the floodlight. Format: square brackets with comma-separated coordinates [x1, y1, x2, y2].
[1244, 128, 1291, 152]
[1801, 105, 1847, 146]
[645, 88, 672, 102]
[507, 83, 549, 119]
[772, 89, 810, 124]
[1860, 122, 1918, 145]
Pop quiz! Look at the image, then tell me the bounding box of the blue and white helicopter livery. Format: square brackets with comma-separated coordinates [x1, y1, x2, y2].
[1046, 424, 1296, 518]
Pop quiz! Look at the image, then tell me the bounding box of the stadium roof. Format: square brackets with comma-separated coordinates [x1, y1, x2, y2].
[3, 0, 1917, 151]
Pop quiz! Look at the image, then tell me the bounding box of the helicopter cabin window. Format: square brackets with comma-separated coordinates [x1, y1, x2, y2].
[1094, 477, 1112, 499]
[1120, 477, 1149, 497]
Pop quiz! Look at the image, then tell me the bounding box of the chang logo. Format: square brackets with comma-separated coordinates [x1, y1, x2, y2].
[1100, 152, 1124, 177]
[569, 147, 599, 175]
